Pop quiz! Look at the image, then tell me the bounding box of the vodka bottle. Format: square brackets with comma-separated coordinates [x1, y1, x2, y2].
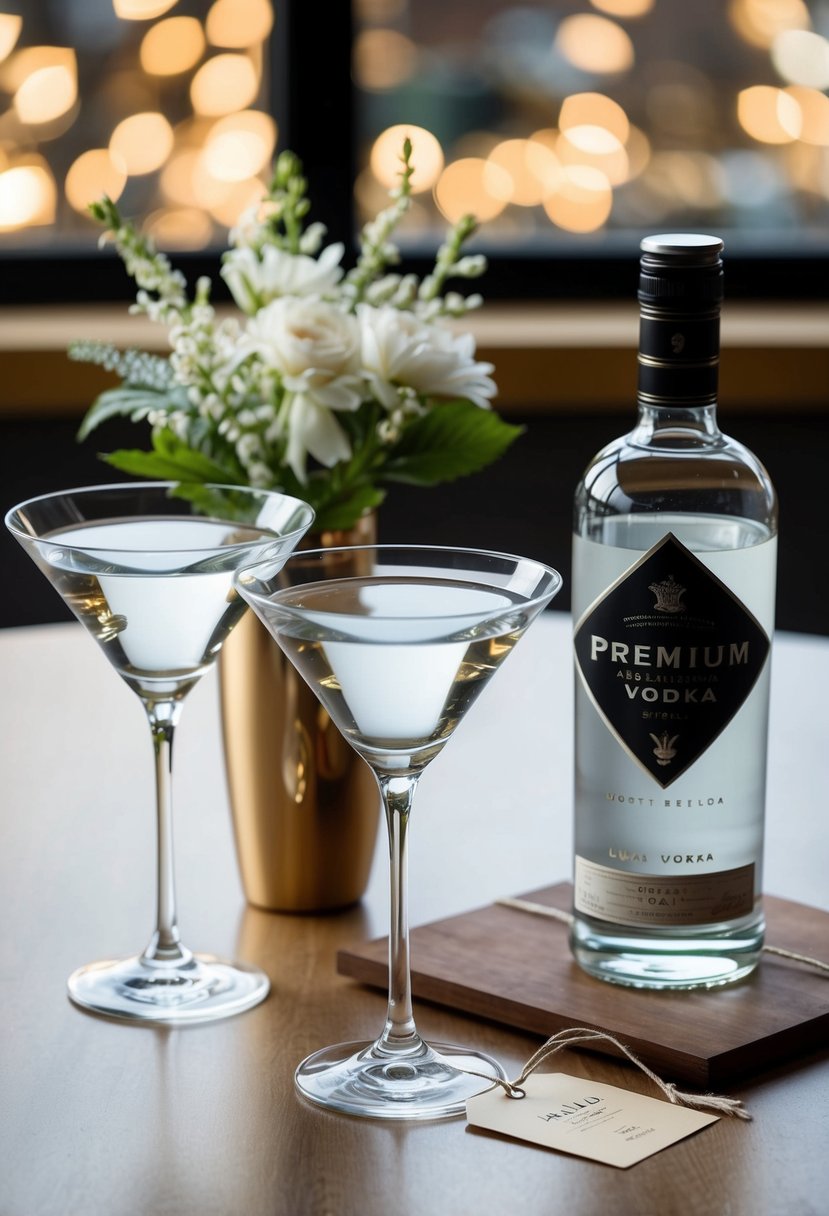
[571, 234, 777, 989]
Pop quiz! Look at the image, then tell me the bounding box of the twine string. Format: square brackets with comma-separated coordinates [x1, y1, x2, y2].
[465, 892, 829, 1120]
[480, 1026, 751, 1118]
[761, 943, 829, 973]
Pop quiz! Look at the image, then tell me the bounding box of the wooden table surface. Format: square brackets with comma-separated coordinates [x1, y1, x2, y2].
[1, 614, 827, 1216]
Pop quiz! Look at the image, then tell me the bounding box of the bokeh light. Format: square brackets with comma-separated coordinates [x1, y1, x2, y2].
[146, 207, 215, 248]
[205, 176, 267, 227]
[353, 29, 418, 90]
[590, 0, 653, 13]
[738, 85, 801, 143]
[140, 18, 206, 76]
[0, 160, 56, 230]
[0, 14, 22, 64]
[728, 0, 811, 50]
[543, 165, 613, 232]
[557, 125, 630, 186]
[65, 148, 127, 214]
[525, 136, 562, 196]
[784, 86, 829, 145]
[160, 148, 207, 207]
[772, 30, 829, 89]
[14, 58, 77, 125]
[434, 157, 511, 222]
[0, 3, 274, 245]
[109, 111, 175, 174]
[487, 139, 548, 205]
[162, 145, 243, 209]
[113, 0, 178, 19]
[2, 0, 828, 254]
[555, 15, 634, 74]
[560, 93, 630, 144]
[3, 46, 75, 92]
[202, 110, 277, 181]
[370, 125, 444, 193]
[206, 0, 274, 48]
[190, 54, 260, 117]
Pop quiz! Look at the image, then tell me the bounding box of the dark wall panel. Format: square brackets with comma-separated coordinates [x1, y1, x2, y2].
[1, 411, 823, 634]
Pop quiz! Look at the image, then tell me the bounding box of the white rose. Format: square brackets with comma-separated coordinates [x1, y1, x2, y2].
[245, 297, 365, 481]
[220, 242, 344, 313]
[357, 304, 496, 410]
[247, 296, 363, 406]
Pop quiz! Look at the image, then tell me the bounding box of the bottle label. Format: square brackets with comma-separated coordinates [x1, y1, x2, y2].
[574, 856, 756, 927]
[573, 532, 770, 787]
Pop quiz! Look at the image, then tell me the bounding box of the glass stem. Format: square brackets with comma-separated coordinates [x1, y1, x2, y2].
[377, 773, 422, 1055]
[140, 698, 192, 968]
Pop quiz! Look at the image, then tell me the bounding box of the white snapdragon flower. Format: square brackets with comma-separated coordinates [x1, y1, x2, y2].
[357, 304, 496, 411]
[245, 297, 365, 481]
[227, 202, 268, 249]
[220, 243, 345, 313]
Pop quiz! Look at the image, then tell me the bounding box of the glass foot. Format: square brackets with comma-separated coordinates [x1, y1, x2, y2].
[67, 952, 270, 1024]
[295, 1039, 507, 1120]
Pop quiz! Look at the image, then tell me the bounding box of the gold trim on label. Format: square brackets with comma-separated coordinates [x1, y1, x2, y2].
[574, 855, 756, 928]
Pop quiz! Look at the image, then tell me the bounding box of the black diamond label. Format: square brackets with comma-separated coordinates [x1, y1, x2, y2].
[574, 533, 770, 787]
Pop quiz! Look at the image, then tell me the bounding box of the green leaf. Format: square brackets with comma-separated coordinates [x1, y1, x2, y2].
[382, 401, 524, 486]
[314, 485, 386, 532]
[77, 386, 173, 442]
[101, 428, 242, 485]
[166, 482, 283, 524]
[100, 448, 178, 479]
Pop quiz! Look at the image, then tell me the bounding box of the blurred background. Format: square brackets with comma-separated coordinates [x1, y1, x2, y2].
[0, 0, 827, 627]
[1, 0, 828, 264]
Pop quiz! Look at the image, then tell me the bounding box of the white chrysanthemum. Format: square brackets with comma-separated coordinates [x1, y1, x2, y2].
[357, 303, 496, 410]
[244, 296, 365, 481]
[220, 242, 344, 313]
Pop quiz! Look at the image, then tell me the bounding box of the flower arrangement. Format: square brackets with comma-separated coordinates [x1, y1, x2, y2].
[71, 141, 522, 531]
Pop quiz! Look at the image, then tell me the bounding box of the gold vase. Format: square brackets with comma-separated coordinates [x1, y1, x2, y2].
[219, 514, 380, 912]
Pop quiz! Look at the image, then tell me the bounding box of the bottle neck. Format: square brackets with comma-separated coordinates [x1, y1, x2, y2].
[637, 301, 720, 410]
[632, 400, 722, 447]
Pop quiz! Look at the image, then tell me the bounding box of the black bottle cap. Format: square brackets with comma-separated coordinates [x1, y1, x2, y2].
[639, 233, 724, 309]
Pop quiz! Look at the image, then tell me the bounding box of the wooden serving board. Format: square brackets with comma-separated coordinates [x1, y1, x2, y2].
[337, 883, 829, 1086]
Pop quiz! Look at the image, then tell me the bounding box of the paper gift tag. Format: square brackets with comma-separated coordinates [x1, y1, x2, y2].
[466, 1073, 718, 1168]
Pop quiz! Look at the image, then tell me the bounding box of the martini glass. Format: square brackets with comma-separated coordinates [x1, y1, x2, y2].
[235, 544, 561, 1119]
[6, 482, 314, 1023]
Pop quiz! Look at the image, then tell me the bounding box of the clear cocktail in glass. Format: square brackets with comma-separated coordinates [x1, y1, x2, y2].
[6, 481, 314, 1023]
[236, 544, 561, 1118]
